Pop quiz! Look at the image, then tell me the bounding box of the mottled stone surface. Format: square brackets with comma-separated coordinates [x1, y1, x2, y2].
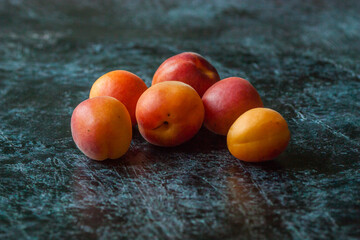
[0, 0, 359, 239]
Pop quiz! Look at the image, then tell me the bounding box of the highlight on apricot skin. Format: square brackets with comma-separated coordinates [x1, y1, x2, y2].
[136, 81, 205, 147]
[89, 70, 148, 126]
[227, 108, 290, 162]
[71, 96, 132, 161]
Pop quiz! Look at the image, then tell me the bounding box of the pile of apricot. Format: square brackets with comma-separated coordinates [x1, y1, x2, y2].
[71, 52, 290, 162]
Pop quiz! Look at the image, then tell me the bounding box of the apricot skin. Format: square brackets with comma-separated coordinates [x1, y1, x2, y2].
[227, 108, 290, 162]
[89, 70, 148, 125]
[152, 52, 220, 97]
[71, 96, 132, 161]
[136, 81, 204, 147]
[202, 77, 263, 135]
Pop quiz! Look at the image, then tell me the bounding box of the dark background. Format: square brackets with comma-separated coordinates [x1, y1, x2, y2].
[0, 0, 359, 239]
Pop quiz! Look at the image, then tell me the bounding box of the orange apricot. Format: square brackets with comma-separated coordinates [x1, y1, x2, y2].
[136, 81, 204, 147]
[89, 70, 148, 125]
[227, 108, 290, 162]
[71, 96, 132, 161]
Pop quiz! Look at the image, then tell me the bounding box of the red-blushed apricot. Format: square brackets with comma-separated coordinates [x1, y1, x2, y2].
[227, 108, 290, 162]
[89, 70, 148, 125]
[202, 77, 263, 135]
[136, 81, 204, 147]
[71, 96, 132, 161]
[152, 52, 220, 97]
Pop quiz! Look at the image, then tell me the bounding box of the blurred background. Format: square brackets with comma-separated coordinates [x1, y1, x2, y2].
[0, 0, 359, 239]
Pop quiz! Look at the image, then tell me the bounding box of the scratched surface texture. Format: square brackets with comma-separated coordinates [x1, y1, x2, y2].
[0, 0, 360, 239]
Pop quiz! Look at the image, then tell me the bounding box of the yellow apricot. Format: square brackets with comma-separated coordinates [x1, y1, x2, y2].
[227, 108, 290, 162]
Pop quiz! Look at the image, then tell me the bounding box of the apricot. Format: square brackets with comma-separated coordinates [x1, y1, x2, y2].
[227, 108, 290, 162]
[202, 77, 263, 135]
[152, 52, 220, 97]
[89, 70, 148, 125]
[136, 81, 204, 147]
[71, 96, 132, 161]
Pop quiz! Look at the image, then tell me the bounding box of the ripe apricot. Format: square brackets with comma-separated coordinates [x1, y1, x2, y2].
[89, 70, 148, 125]
[227, 108, 290, 162]
[136, 81, 204, 147]
[202, 77, 263, 135]
[152, 52, 220, 97]
[71, 96, 132, 161]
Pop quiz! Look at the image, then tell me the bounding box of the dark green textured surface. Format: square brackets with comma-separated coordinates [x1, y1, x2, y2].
[0, 0, 359, 239]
